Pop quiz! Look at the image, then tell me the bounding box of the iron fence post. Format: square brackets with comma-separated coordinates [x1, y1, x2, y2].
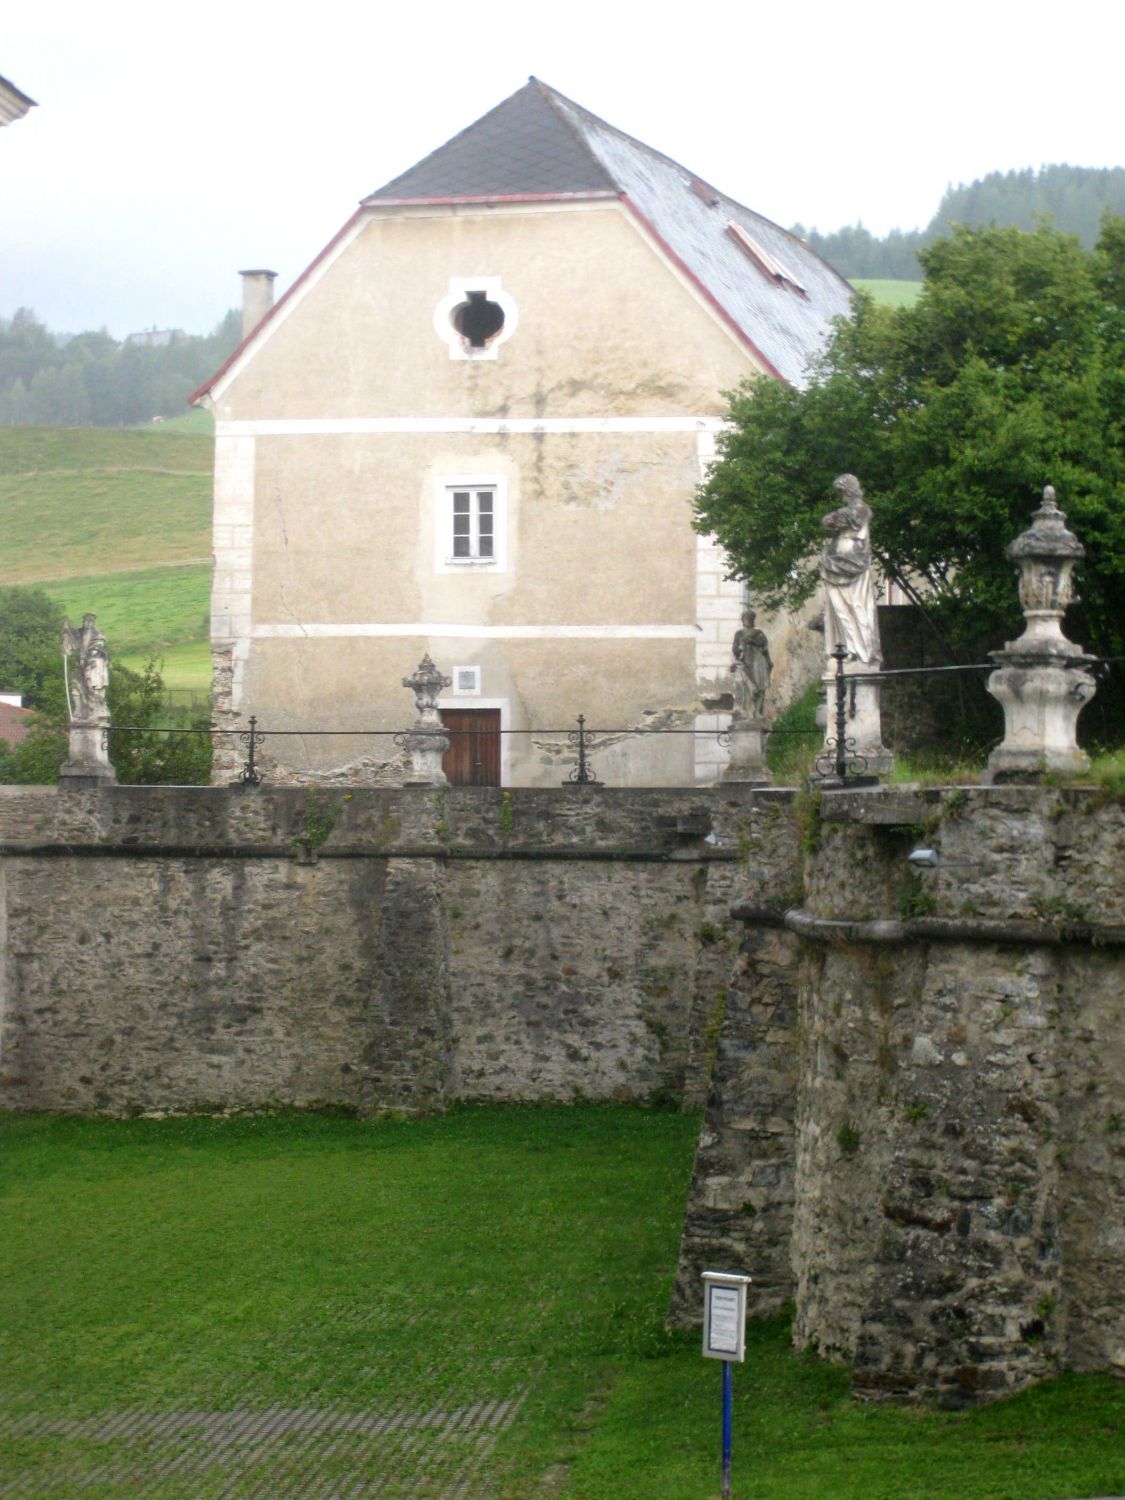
[833, 644, 849, 781]
[238, 714, 263, 787]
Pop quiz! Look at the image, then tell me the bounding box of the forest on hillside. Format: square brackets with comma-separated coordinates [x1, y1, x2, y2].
[0, 309, 240, 428]
[792, 164, 1125, 278]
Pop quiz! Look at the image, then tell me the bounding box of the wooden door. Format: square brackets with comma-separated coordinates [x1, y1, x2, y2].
[441, 709, 501, 786]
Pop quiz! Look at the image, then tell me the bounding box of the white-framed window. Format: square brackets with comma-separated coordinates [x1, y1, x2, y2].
[452, 665, 481, 696]
[434, 475, 508, 573]
[452, 485, 495, 560]
[433, 276, 518, 361]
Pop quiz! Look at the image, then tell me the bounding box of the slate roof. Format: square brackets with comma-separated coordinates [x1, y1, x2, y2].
[0, 73, 36, 128]
[364, 78, 853, 387]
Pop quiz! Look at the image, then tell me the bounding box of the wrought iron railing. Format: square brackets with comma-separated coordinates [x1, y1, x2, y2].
[98, 654, 1121, 789]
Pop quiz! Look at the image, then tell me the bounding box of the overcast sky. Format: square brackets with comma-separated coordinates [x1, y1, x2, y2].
[4, 0, 1121, 338]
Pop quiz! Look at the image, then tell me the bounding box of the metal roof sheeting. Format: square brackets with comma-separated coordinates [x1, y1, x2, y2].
[548, 89, 852, 387]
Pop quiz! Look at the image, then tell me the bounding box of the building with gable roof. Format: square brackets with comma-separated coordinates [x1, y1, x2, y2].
[193, 79, 853, 786]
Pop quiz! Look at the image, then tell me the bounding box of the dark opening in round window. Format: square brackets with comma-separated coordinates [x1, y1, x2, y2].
[452, 291, 505, 348]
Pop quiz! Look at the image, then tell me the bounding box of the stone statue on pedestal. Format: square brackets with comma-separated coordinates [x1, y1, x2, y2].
[60, 613, 116, 786]
[820, 473, 881, 666]
[722, 609, 772, 784]
[817, 475, 892, 777]
[732, 610, 772, 720]
[63, 614, 110, 724]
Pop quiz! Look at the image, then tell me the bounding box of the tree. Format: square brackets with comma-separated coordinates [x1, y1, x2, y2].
[106, 659, 212, 785]
[695, 219, 1125, 742]
[0, 586, 66, 710]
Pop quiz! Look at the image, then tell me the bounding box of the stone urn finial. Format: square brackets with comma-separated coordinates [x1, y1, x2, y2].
[985, 487, 1096, 780]
[401, 654, 452, 784]
[1005, 485, 1086, 651]
[403, 653, 450, 727]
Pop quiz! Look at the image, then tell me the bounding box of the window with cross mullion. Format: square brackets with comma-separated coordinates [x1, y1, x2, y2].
[451, 487, 494, 561]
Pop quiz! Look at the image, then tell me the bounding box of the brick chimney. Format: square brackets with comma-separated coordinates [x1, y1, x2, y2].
[239, 269, 277, 338]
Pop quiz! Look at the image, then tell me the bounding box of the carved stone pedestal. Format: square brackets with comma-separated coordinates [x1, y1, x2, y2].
[821, 663, 893, 778]
[721, 715, 772, 784]
[59, 722, 116, 789]
[985, 659, 1096, 779]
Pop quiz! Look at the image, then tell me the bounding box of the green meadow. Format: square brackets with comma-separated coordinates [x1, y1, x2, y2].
[851, 278, 923, 308]
[1, 1106, 1120, 1500]
[0, 427, 213, 693]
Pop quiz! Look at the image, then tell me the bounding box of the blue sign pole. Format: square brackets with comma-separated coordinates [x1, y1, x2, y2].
[702, 1269, 750, 1499]
[721, 1359, 733, 1499]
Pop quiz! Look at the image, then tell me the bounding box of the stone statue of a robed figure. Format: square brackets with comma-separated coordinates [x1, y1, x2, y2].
[818, 475, 891, 775]
[723, 608, 773, 783]
[59, 613, 117, 786]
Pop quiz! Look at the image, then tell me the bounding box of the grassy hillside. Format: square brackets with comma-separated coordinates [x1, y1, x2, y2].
[38, 565, 211, 651]
[851, 278, 923, 308]
[0, 428, 212, 583]
[0, 427, 213, 691]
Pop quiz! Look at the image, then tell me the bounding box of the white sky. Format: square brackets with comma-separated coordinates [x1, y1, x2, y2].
[4, 0, 1122, 338]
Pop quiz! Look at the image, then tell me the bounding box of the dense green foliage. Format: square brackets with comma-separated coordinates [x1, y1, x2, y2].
[0, 584, 211, 783]
[696, 220, 1125, 743]
[0, 308, 238, 427]
[0, 585, 66, 710]
[795, 164, 1125, 280]
[2, 1107, 1121, 1498]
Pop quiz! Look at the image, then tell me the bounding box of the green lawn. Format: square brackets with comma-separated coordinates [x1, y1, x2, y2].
[851, 278, 923, 308]
[39, 565, 210, 654]
[1, 1106, 1120, 1499]
[116, 639, 213, 698]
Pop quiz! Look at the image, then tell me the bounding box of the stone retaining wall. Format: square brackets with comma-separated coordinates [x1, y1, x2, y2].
[0, 783, 791, 1118]
[3, 778, 1121, 1405]
[673, 782, 1125, 1404]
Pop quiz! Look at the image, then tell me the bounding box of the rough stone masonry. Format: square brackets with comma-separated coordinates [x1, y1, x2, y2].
[0, 783, 768, 1117]
[671, 781, 1124, 1406]
[1, 778, 1121, 1405]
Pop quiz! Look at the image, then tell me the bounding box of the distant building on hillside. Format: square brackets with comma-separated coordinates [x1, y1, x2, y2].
[193, 78, 853, 786]
[126, 328, 185, 348]
[0, 74, 35, 128]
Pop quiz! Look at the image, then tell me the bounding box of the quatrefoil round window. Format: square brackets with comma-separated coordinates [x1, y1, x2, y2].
[433, 278, 518, 361]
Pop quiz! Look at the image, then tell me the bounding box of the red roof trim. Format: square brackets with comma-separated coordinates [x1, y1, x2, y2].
[189, 208, 366, 406]
[619, 196, 786, 384]
[363, 189, 619, 207]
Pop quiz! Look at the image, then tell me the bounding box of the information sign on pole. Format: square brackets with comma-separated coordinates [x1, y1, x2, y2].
[701, 1270, 751, 1362]
[702, 1271, 751, 1500]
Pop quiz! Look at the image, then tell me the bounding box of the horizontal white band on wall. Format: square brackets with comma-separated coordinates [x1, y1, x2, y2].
[252, 623, 699, 640]
[216, 416, 726, 437]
